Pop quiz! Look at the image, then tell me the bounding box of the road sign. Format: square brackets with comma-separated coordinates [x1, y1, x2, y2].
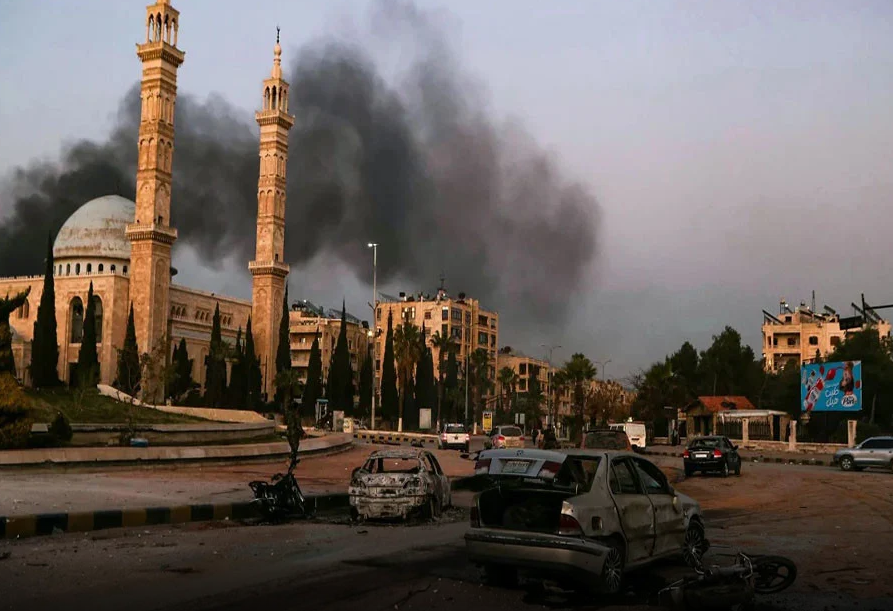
[482, 411, 493, 433]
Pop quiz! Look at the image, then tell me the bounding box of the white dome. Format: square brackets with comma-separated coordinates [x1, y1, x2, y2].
[53, 195, 135, 261]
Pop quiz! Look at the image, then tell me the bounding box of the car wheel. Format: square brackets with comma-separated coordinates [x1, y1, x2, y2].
[721, 461, 729, 478]
[839, 456, 855, 471]
[734, 462, 741, 476]
[682, 520, 709, 568]
[600, 541, 625, 594]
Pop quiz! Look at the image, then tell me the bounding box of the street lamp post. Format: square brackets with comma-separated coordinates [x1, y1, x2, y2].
[595, 359, 612, 381]
[541, 344, 561, 426]
[367, 243, 378, 430]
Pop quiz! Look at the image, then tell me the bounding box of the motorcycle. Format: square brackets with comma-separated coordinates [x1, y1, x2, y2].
[658, 551, 797, 611]
[248, 455, 313, 520]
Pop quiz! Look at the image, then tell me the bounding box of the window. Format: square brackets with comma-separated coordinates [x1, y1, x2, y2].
[557, 457, 601, 492]
[478, 331, 488, 345]
[123, 265, 128, 274]
[110, 264, 116, 272]
[478, 315, 488, 326]
[16, 300, 30, 319]
[632, 459, 671, 495]
[441, 307, 449, 321]
[860, 439, 892, 449]
[490, 335, 496, 347]
[424, 311, 432, 320]
[519, 379, 527, 391]
[609, 460, 640, 495]
[70, 297, 84, 343]
[75, 263, 81, 275]
[831, 336, 841, 347]
[773, 337, 778, 346]
[375, 359, 380, 371]
[784, 316, 792, 323]
[451, 308, 462, 322]
[465, 312, 471, 324]
[86, 263, 92, 273]
[98, 264, 104, 272]
[93, 296, 103, 342]
[441, 324, 448, 338]
[402, 306, 416, 321]
[66, 263, 71, 275]
[809, 336, 818, 346]
[376, 307, 381, 321]
[787, 337, 796, 346]
[519, 363, 527, 375]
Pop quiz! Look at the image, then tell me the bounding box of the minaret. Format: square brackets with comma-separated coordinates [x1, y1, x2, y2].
[250, 29, 295, 399]
[125, 0, 184, 371]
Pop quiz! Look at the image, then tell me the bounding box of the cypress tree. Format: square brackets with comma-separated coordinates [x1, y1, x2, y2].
[244, 316, 262, 409]
[30, 234, 60, 387]
[380, 311, 398, 423]
[301, 332, 323, 418]
[358, 346, 372, 420]
[227, 327, 246, 408]
[203, 303, 227, 407]
[115, 304, 140, 396]
[416, 345, 437, 420]
[76, 282, 99, 385]
[326, 301, 354, 415]
[170, 338, 193, 401]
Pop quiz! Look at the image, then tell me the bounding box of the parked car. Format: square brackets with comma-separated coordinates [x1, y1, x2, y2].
[490, 425, 525, 449]
[683, 436, 742, 477]
[582, 428, 632, 451]
[833, 436, 893, 472]
[440, 423, 470, 451]
[349, 448, 451, 521]
[466, 448, 707, 595]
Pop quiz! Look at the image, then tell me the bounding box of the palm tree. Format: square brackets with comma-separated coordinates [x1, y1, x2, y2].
[430, 331, 457, 427]
[497, 366, 518, 414]
[393, 322, 422, 431]
[562, 353, 597, 441]
[469, 348, 493, 427]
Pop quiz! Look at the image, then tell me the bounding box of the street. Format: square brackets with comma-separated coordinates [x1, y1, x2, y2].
[2, 454, 892, 611]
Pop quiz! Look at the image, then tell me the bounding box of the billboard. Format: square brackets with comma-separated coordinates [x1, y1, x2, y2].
[801, 361, 862, 412]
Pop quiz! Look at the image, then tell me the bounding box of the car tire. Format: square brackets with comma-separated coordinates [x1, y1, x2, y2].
[721, 461, 729, 478]
[600, 540, 625, 594]
[839, 455, 855, 471]
[682, 520, 709, 568]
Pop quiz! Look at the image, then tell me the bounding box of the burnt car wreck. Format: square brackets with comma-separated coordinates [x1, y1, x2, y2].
[349, 448, 451, 521]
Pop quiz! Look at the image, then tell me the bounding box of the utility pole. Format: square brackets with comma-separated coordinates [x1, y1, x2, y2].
[541, 344, 561, 425]
[367, 243, 378, 429]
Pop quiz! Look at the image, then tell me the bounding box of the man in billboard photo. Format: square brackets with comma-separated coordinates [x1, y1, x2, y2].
[839, 361, 855, 395]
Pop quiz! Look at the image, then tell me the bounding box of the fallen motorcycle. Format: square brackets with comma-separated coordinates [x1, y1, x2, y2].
[658, 551, 797, 611]
[248, 456, 313, 520]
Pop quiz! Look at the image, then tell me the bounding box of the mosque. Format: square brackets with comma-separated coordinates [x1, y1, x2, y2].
[2, 0, 292, 400]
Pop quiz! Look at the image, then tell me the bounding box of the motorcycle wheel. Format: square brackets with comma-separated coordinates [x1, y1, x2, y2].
[751, 556, 797, 594]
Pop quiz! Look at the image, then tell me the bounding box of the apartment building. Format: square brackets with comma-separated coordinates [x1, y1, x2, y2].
[374, 289, 499, 382]
[762, 299, 891, 372]
[288, 300, 371, 385]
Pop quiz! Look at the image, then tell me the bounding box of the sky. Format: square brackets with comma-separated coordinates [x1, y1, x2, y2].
[2, 0, 893, 380]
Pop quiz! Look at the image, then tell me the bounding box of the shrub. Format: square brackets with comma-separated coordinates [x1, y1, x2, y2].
[49, 411, 73, 444]
[0, 372, 33, 449]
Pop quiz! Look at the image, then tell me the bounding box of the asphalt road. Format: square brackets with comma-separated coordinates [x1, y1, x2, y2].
[2, 457, 892, 611]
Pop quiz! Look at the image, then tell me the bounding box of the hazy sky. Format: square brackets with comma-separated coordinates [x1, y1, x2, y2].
[2, 0, 893, 379]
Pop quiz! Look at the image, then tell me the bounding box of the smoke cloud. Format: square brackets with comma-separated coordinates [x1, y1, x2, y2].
[0, 3, 599, 331]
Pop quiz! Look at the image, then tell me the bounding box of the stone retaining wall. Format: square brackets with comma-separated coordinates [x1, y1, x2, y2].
[67, 422, 276, 447]
[96, 384, 271, 424]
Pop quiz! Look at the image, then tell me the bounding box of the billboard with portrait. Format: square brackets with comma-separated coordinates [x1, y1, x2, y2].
[801, 361, 862, 412]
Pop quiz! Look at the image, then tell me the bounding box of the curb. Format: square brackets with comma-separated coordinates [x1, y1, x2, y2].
[643, 450, 830, 467]
[353, 431, 439, 447]
[0, 493, 350, 540]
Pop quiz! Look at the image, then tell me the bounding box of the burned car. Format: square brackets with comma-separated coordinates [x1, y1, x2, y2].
[349, 448, 451, 521]
[465, 449, 707, 595]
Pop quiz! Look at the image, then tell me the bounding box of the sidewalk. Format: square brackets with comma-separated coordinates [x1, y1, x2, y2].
[645, 443, 837, 466]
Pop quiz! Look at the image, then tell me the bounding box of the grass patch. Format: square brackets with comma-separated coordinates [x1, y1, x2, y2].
[26, 388, 207, 425]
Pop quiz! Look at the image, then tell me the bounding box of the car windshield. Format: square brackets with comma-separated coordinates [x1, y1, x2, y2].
[500, 427, 522, 437]
[363, 457, 422, 474]
[583, 431, 628, 450]
[689, 438, 722, 449]
[445, 425, 466, 434]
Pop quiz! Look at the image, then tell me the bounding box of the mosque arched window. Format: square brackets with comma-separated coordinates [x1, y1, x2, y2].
[70, 297, 84, 343]
[66, 263, 71, 275]
[86, 263, 92, 274]
[110, 264, 116, 272]
[75, 263, 81, 275]
[93, 295, 103, 343]
[16, 299, 30, 319]
[98, 264, 104, 273]
[123, 265, 128, 274]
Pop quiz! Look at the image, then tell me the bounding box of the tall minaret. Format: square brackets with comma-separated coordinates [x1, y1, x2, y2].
[250, 29, 295, 399]
[125, 0, 184, 370]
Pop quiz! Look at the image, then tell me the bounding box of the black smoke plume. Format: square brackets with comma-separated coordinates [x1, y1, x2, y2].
[0, 4, 598, 330]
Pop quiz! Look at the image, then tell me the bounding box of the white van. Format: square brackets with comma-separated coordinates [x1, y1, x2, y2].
[609, 421, 647, 451]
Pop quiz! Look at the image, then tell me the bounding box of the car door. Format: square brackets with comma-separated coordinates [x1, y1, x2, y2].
[631, 458, 685, 557]
[855, 439, 884, 467]
[421, 453, 446, 506]
[722, 437, 740, 470]
[609, 457, 655, 564]
[426, 452, 450, 506]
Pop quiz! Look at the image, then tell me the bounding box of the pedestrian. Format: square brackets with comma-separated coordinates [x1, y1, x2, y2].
[542, 425, 558, 450]
[532, 427, 540, 447]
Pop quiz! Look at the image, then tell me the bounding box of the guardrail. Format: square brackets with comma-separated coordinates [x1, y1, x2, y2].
[353, 430, 440, 446]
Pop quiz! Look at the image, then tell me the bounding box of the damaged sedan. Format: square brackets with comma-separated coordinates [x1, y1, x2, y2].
[349, 448, 451, 521]
[465, 449, 707, 595]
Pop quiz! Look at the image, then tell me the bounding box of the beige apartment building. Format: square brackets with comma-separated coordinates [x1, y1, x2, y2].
[288, 300, 370, 387]
[762, 300, 891, 372]
[495, 349, 573, 422]
[373, 289, 499, 384]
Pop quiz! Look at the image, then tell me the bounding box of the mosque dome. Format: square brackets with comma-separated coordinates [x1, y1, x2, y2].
[53, 195, 135, 261]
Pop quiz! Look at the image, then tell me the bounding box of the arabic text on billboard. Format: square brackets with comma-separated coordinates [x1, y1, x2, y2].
[801, 361, 862, 412]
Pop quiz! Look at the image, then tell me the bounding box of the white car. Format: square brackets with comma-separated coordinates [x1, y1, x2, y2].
[440, 423, 470, 451]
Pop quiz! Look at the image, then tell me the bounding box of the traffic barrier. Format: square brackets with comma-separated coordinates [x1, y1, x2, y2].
[353, 431, 440, 446]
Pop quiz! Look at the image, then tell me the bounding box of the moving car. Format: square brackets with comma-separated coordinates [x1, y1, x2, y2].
[683, 436, 742, 477]
[490, 425, 525, 449]
[440, 423, 470, 451]
[833, 436, 893, 472]
[582, 428, 632, 451]
[609, 421, 647, 451]
[349, 448, 451, 521]
[465, 448, 707, 595]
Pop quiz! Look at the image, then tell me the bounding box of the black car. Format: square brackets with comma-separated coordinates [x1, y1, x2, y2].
[683, 435, 742, 477]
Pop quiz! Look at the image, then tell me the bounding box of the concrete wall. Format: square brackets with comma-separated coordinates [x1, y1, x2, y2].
[97, 385, 270, 423]
[68, 422, 275, 447]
